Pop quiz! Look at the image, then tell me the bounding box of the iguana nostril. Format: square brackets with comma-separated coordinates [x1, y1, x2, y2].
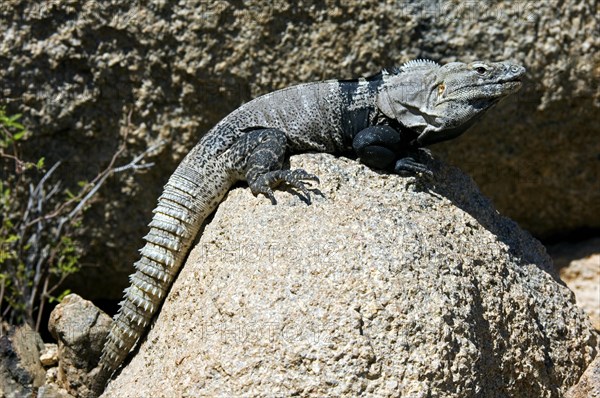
[511, 65, 523, 74]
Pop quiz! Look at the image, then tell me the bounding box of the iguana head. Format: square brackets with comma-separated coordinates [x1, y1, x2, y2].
[376, 59, 526, 146]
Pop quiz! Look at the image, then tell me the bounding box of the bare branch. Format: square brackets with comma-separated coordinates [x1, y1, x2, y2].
[21, 161, 62, 228]
[35, 276, 49, 332]
[112, 140, 165, 174]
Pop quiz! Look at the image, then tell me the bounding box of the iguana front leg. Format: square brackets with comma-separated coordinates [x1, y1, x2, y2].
[226, 128, 319, 204]
[352, 125, 433, 177]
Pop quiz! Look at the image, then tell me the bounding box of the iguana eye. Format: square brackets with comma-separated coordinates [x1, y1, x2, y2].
[474, 66, 487, 74]
[438, 83, 445, 96]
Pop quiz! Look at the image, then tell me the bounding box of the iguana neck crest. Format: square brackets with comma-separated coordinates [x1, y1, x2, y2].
[399, 59, 441, 73]
[376, 60, 525, 146]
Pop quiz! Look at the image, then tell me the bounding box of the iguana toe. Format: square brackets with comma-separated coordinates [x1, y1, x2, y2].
[394, 157, 434, 178]
[249, 168, 319, 204]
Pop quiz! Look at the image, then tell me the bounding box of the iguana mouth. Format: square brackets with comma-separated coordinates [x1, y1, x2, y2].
[497, 75, 523, 85]
[458, 75, 524, 95]
[493, 79, 522, 94]
[481, 73, 523, 87]
[497, 78, 522, 87]
[438, 79, 522, 103]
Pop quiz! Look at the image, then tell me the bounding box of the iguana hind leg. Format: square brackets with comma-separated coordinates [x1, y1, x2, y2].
[226, 128, 319, 204]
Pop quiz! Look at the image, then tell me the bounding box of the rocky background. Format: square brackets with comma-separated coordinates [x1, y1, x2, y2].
[0, 0, 599, 396]
[0, 0, 598, 299]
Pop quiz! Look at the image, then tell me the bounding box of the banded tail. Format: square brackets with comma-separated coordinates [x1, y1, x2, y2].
[92, 159, 234, 396]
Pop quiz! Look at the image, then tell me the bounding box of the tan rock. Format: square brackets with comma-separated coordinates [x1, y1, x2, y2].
[565, 355, 600, 398]
[40, 343, 59, 367]
[560, 254, 600, 331]
[48, 294, 111, 398]
[37, 382, 76, 398]
[549, 238, 600, 331]
[102, 154, 598, 398]
[45, 366, 58, 383]
[0, 323, 46, 397]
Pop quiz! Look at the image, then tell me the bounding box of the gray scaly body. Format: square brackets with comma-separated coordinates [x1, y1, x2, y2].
[92, 59, 525, 395]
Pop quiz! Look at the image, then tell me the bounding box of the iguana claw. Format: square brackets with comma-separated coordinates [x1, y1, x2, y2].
[250, 168, 320, 204]
[394, 157, 434, 178]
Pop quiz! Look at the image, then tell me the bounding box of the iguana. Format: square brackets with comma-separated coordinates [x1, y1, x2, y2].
[91, 59, 525, 396]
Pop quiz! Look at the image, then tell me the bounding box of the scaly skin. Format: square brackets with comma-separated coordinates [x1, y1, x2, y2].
[92, 59, 525, 396]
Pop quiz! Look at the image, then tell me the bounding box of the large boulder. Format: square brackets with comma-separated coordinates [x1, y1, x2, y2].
[0, 0, 597, 297]
[101, 154, 598, 397]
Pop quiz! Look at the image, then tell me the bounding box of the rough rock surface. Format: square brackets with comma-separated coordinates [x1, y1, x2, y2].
[565, 355, 600, 398]
[0, 0, 598, 298]
[37, 383, 76, 398]
[0, 323, 46, 398]
[102, 154, 598, 398]
[549, 238, 600, 331]
[40, 343, 59, 367]
[48, 294, 111, 398]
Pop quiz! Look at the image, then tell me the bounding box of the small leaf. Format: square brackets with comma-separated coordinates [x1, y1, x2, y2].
[36, 157, 45, 169]
[12, 131, 25, 140]
[7, 114, 22, 123]
[49, 289, 72, 303]
[58, 289, 71, 301]
[5, 234, 19, 243]
[10, 123, 25, 132]
[65, 189, 76, 199]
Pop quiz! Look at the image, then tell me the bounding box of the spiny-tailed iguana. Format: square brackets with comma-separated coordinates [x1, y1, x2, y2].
[92, 59, 525, 396]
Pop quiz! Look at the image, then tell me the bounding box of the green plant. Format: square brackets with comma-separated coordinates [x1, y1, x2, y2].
[0, 107, 163, 330]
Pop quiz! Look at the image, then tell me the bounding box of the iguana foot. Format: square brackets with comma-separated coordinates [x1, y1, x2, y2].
[394, 157, 434, 178]
[250, 169, 319, 204]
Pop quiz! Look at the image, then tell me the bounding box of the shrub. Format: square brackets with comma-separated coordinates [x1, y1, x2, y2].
[0, 108, 162, 330]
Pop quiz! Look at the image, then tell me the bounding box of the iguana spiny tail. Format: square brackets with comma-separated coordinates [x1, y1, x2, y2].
[92, 59, 525, 395]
